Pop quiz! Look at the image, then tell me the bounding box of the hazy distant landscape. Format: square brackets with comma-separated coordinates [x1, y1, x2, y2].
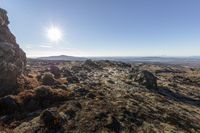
[34, 55, 200, 67]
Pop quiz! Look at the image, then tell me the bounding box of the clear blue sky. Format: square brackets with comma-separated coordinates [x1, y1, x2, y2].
[1, 0, 200, 57]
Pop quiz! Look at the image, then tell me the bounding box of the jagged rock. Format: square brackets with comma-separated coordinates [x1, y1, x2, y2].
[0, 8, 26, 97]
[41, 73, 55, 86]
[40, 109, 64, 132]
[134, 70, 157, 88]
[50, 65, 61, 79]
[0, 8, 9, 26]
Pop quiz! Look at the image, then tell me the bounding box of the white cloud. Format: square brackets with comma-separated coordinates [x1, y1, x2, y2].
[39, 45, 53, 48]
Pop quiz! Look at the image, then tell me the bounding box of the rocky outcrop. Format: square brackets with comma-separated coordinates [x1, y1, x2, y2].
[0, 8, 26, 97]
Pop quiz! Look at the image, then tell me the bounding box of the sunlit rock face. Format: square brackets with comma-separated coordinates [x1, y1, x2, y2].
[0, 8, 26, 97]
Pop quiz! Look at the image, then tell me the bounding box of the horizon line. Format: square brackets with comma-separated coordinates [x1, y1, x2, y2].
[27, 55, 200, 58]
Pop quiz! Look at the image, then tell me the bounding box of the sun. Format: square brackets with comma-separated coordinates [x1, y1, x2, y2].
[47, 26, 62, 42]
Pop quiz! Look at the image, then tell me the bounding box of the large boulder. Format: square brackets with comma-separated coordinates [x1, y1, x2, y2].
[0, 8, 26, 97]
[134, 70, 157, 89]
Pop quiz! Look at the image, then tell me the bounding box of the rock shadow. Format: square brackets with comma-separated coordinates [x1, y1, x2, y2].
[149, 86, 200, 107]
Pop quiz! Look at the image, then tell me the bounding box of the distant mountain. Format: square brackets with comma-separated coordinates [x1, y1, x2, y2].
[36, 55, 87, 61]
[32, 55, 200, 67]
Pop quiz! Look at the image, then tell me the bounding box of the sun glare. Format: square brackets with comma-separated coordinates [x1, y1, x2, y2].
[47, 26, 62, 42]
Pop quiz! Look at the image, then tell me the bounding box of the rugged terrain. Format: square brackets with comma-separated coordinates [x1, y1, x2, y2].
[0, 59, 200, 133]
[1, 7, 200, 133]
